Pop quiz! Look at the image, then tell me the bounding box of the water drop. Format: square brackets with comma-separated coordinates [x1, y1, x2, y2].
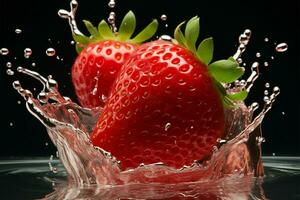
[239, 34, 249, 45]
[161, 14, 167, 21]
[12, 80, 21, 90]
[24, 48, 32, 58]
[275, 43, 288, 52]
[273, 86, 280, 96]
[264, 62, 269, 67]
[164, 122, 171, 131]
[265, 82, 270, 88]
[271, 56, 274, 60]
[263, 96, 270, 103]
[9, 122, 14, 127]
[159, 35, 173, 41]
[272, 153, 276, 156]
[108, 0, 116, 8]
[264, 90, 269, 95]
[32, 62, 36, 67]
[6, 62, 12, 68]
[256, 52, 261, 58]
[264, 38, 269, 42]
[282, 111, 285, 115]
[46, 48, 56, 56]
[237, 58, 243, 64]
[6, 69, 14, 75]
[0, 48, 9, 55]
[165, 24, 169, 28]
[249, 102, 259, 111]
[244, 29, 251, 37]
[17, 101, 21, 104]
[15, 29, 22, 34]
[45, 142, 49, 146]
[70, 40, 75, 45]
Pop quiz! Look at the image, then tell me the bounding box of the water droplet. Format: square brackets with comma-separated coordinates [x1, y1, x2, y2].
[45, 142, 49, 146]
[165, 24, 169, 28]
[9, 122, 14, 127]
[46, 48, 56, 56]
[273, 86, 280, 95]
[32, 62, 36, 67]
[239, 34, 249, 45]
[24, 48, 32, 58]
[272, 153, 276, 156]
[275, 43, 288, 52]
[70, 40, 75, 45]
[263, 96, 269, 103]
[6, 69, 14, 75]
[271, 56, 274, 60]
[108, 0, 116, 8]
[0, 48, 9, 55]
[15, 29, 22, 34]
[164, 122, 171, 131]
[256, 52, 261, 57]
[244, 29, 251, 37]
[6, 62, 12, 68]
[282, 111, 285, 115]
[161, 14, 167, 21]
[264, 90, 269, 95]
[17, 101, 21, 104]
[264, 38, 269, 42]
[264, 62, 269, 67]
[265, 82, 270, 88]
[159, 35, 172, 41]
[237, 58, 243, 64]
[249, 102, 259, 111]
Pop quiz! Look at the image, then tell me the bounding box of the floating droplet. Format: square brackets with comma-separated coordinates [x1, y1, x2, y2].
[24, 48, 32, 58]
[108, 0, 116, 8]
[161, 14, 167, 21]
[46, 48, 56, 56]
[32, 62, 36, 67]
[272, 153, 276, 156]
[263, 96, 269, 103]
[15, 29, 22, 34]
[0, 48, 9, 55]
[6, 69, 14, 75]
[164, 122, 171, 131]
[17, 101, 21, 104]
[239, 34, 249, 45]
[271, 56, 274, 60]
[6, 62, 12, 68]
[282, 111, 285, 115]
[275, 43, 288, 52]
[237, 58, 243, 64]
[264, 62, 269, 67]
[159, 35, 172, 41]
[256, 52, 261, 58]
[9, 122, 14, 127]
[244, 29, 251, 37]
[45, 142, 49, 146]
[165, 24, 169, 28]
[264, 90, 269, 95]
[70, 40, 75, 45]
[265, 82, 270, 88]
[264, 38, 269, 42]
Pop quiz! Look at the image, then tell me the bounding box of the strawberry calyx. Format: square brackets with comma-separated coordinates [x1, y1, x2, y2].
[174, 17, 247, 107]
[73, 11, 158, 53]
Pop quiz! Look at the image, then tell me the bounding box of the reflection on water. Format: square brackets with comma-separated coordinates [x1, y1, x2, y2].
[0, 157, 299, 199]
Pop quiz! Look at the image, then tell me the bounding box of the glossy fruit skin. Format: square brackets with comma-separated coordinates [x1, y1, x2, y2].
[72, 40, 137, 108]
[91, 40, 225, 170]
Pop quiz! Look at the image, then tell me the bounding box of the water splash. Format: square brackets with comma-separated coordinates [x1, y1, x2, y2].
[275, 43, 288, 52]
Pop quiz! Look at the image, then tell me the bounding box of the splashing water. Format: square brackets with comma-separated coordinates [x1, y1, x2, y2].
[2, 1, 285, 198]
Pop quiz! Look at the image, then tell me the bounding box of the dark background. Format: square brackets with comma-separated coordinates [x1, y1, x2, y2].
[0, 0, 299, 157]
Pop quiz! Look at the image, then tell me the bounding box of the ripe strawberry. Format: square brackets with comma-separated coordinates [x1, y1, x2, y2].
[91, 17, 247, 169]
[72, 11, 158, 108]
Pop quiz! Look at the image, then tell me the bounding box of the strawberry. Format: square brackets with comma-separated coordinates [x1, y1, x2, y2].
[91, 17, 247, 169]
[72, 11, 158, 108]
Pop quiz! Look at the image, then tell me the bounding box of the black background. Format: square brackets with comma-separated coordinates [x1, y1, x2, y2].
[0, 0, 299, 157]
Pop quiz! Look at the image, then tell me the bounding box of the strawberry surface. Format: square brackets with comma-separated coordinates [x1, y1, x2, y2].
[71, 11, 158, 108]
[91, 40, 225, 169]
[72, 41, 136, 108]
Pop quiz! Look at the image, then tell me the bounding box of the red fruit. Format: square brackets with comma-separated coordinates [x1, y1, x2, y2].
[72, 41, 136, 108]
[71, 11, 158, 108]
[91, 17, 246, 170]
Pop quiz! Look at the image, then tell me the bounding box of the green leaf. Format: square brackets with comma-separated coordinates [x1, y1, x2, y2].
[118, 11, 136, 41]
[73, 34, 90, 44]
[98, 20, 114, 39]
[83, 20, 101, 38]
[223, 95, 234, 107]
[208, 59, 244, 83]
[131, 19, 158, 43]
[174, 21, 186, 46]
[227, 90, 248, 101]
[185, 17, 200, 52]
[197, 37, 214, 65]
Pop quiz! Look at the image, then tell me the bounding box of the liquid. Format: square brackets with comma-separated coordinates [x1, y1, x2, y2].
[1, 0, 289, 198]
[0, 157, 299, 200]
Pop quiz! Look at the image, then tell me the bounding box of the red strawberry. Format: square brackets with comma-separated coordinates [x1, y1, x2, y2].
[91, 17, 247, 169]
[72, 11, 158, 108]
